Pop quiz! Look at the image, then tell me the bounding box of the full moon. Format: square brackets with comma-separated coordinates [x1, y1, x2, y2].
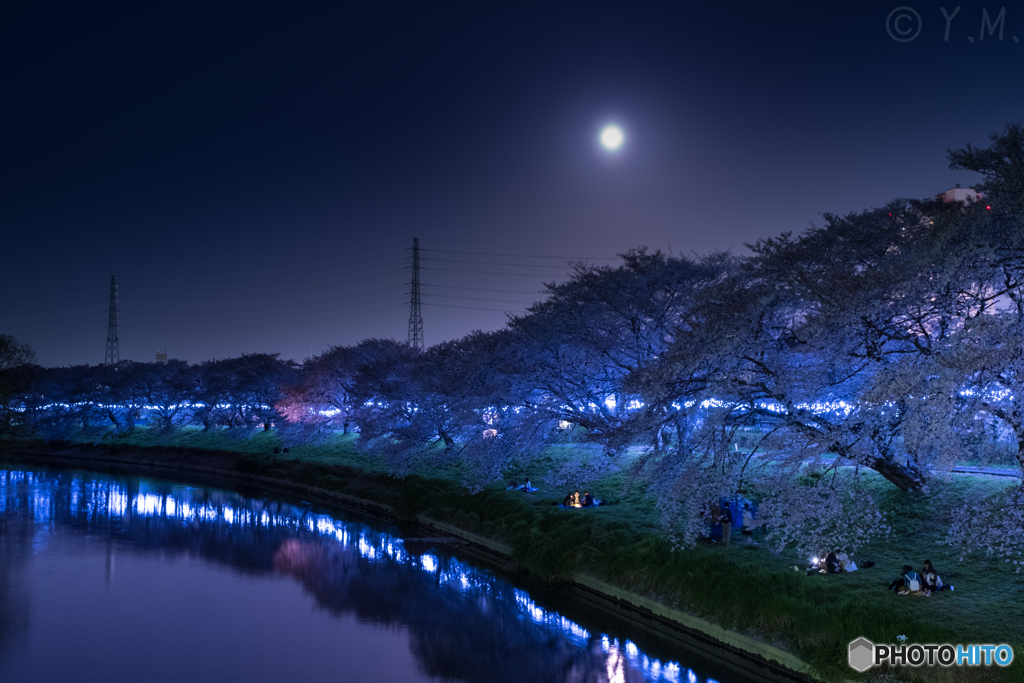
[600, 125, 624, 150]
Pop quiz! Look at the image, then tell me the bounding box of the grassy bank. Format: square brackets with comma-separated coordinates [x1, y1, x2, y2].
[3, 429, 1022, 683]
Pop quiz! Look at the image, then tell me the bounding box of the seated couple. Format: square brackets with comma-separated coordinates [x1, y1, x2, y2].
[822, 551, 858, 573]
[887, 560, 954, 596]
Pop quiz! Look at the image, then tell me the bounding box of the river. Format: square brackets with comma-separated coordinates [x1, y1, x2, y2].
[0, 464, 766, 683]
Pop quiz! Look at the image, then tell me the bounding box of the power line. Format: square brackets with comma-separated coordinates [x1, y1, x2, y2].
[19, 324, 108, 342]
[120, 250, 407, 289]
[421, 267, 576, 277]
[119, 304, 407, 331]
[121, 293, 407, 324]
[118, 285, 407, 316]
[423, 257, 589, 269]
[0, 291, 107, 312]
[121, 264, 408, 296]
[422, 238, 667, 248]
[6, 310, 111, 329]
[6, 323, 108, 341]
[422, 284, 545, 295]
[422, 302, 526, 313]
[8, 319, 108, 337]
[423, 237, 736, 249]
[116, 268, 408, 302]
[0, 301, 107, 318]
[425, 248, 621, 260]
[423, 293, 537, 305]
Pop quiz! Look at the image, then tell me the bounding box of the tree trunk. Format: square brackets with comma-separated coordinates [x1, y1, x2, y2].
[829, 438, 927, 491]
[869, 456, 927, 492]
[1015, 435, 1024, 475]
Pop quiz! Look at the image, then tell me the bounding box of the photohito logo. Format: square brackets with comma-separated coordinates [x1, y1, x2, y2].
[849, 638, 1014, 671]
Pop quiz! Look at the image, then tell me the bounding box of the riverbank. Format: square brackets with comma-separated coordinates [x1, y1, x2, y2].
[2, 435, 1020, 683]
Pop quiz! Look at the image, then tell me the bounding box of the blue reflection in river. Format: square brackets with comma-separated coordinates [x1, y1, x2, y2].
[0, 468, 740, 683]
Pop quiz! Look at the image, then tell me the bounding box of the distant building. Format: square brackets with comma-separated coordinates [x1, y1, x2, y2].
[935, 184, 982, 204]
[155, 349, 167, 363]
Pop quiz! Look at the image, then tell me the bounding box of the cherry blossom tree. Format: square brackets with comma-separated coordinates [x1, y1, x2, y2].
[135, 360, 196, 432]
[277, 345, 359, 436]
[0, 334, 37, 434]
[947, 485, 1024, 572]
[755, 468, 891, 556]
[0, 334, 36, 372]
[345, 338, 421, 454]
[191, 354, 295, 431]
[509, 250, 734, 458]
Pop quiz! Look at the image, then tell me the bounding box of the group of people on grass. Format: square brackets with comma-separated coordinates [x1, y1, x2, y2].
[705, 501, 757, 545]
[802, 552, 958, 598]
[505, 480, 602, 506]
[562, 490, 599, 507]
[887, 560, 954, 596]
[811, 550, 862, 574]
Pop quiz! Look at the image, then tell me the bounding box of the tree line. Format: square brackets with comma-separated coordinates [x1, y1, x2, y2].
[3, 125, 1024, 560]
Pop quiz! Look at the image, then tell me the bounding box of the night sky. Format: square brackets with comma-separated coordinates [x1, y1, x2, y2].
[3, 1, 1022, 366]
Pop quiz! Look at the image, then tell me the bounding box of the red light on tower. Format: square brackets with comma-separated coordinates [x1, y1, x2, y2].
[986, 205, 992, 210]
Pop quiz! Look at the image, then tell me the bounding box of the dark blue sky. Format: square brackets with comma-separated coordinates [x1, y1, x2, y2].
[3, 1, 1022, 366]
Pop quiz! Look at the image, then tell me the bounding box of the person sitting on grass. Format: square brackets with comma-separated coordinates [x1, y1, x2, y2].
[888, 565, 914, 591]
[562, 491, 581, 507]
[893, 566, 923, 594]
[582, 491, 595, 507]
[825, 550, 843, 574]
[922, 559, 954, 593]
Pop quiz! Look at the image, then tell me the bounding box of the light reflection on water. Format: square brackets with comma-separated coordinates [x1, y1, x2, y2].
[0, 468, 747, 683]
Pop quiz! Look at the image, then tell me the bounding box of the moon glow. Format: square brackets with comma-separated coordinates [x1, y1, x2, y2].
[600, 125, 624, 150]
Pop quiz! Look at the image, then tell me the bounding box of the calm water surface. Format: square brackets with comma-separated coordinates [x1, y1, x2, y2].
[0, 465, 761, 683]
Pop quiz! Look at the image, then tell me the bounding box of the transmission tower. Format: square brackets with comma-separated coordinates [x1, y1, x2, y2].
[407, 238, 424, 351]
[105, 275, 119, 365]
